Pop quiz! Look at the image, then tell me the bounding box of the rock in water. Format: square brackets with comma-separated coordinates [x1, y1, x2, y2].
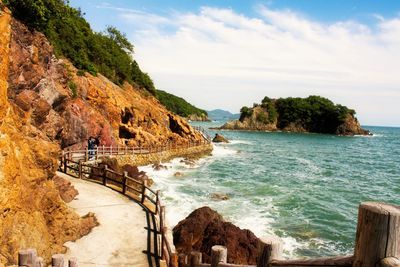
[173, 172, 184, 177]
[212, 133, 229, 143]
[173, 207, 260, 265]
[210, 192, 230, 201]
[152, 162, 168, 171]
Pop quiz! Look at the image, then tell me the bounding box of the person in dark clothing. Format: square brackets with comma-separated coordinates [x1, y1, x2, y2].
[88, 137, 96, 159]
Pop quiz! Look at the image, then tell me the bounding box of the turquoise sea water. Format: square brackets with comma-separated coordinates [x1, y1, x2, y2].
[142, 123, 400, 258]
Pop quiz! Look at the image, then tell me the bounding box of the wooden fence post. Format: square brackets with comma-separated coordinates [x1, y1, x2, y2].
[189, 251, 202, 267]
[68, 257, 78, 267]
[377, 257, 400, 267]
[63, 155, 67, 173]
[103, 165, 108, 186]
[353, 202, 400, 267]
[102, 145, 105, 157]
[155, 190, 160, 214]
[257, 235, 283, 267]
[141, 181, 146, 204]
[78, 160, 83, 179]
[52, 254, 64, 267]
[211, 245, 227, 267]
[85, 147, 89, 162]
[18, 248, 36, 267]
[178, 253, 188, 267]
[34, 257, 44, 267]
[122, 171, 128, 194]
[170, 253, 179, 267]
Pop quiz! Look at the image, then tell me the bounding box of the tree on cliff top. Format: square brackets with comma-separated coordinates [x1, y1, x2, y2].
[5, 0, 156, 94]
[156, 90, 208, 118]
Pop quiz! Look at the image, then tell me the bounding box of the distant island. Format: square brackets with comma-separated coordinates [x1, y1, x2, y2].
[219, 96, 370, 136]
[207, 109, 240, 121]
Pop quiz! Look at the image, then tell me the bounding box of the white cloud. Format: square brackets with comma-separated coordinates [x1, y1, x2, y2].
[112, 5, 400, 126]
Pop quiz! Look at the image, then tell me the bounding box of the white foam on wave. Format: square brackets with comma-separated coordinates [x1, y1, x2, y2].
[226, 140, 253, 145]
[212, 144, 239, 157]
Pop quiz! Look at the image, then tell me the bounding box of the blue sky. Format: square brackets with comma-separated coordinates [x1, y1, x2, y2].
[70, 1, 400, 126]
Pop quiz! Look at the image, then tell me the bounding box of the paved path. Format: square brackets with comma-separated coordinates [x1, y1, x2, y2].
[58, 172, 148, 267]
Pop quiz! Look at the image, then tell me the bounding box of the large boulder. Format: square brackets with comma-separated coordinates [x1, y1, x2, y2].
[53, 175, 79, 203]
[173, 207, 260, 265]
[212, 133, 229, 143]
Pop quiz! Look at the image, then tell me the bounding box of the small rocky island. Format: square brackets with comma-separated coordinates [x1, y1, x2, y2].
[220, 96, 370, 136]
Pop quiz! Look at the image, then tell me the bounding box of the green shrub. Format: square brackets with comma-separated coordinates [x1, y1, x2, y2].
[256, 112, 268, 123]
[239, 106, 253, 121]
[68, 81, 77, 98]
[156, 90, 207, 117]
[76, 69, 85, 76]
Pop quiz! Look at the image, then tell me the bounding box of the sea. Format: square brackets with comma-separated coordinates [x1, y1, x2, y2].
[140, 122, 400, 258]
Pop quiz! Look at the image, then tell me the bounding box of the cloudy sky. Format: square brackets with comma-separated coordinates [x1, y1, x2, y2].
[70, 0, 400, 126]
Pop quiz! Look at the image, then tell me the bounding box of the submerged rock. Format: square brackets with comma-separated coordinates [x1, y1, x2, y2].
[180, 158, 196, 167]
[173, 172, 184, 177]
[212, 133, 229, 143]
[210, 192, 230, 201]
[173, 206, 260, 265]
[152, 162, 168, 171]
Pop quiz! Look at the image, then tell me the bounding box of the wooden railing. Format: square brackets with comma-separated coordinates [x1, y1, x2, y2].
[60, 152, 180, 267]
[176, 202, 400, 267]
[62, 137, 211, 162]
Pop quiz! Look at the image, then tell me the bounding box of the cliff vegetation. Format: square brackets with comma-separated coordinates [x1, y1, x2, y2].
[221, 96, 370, 135]
[5, 0, 156, 94]
[156, 89, 209, 121]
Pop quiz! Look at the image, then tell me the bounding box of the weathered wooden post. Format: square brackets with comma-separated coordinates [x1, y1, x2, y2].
[141, 181, 146, 204]
[178, 253, 188, 267]
[189, 251, 202, 267]
[122, 171, 128, 194]
[85, 147, 89, 162]
[51, 254, 64, 267]
[78, 160, 83, 179]
[18, 248, 36, 267]
[34, 257, 44, 267]
[103, 165, 108, 186]
[68, 257, 78, 267]
[257, 235, 283, 267]
[63, 154, 67, 173]
[170, 253, 179, 267]
[211, 245, 227, 267]
[353, 202, 400, 267]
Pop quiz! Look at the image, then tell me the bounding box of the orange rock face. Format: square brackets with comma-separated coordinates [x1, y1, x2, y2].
[1, 11, 208, 265]
[7, 18, 203, 150]
[0, 10, 97, 265]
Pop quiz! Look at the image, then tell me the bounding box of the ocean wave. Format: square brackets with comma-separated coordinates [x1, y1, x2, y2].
[212, 144, 238, 157]
[226, 140, 253, 145]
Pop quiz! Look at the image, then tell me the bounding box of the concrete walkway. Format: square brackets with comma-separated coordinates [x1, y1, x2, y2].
[57, 172, 148, 267]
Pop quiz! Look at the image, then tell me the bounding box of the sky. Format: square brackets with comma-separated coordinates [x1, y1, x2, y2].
[70, 0, 400, 127]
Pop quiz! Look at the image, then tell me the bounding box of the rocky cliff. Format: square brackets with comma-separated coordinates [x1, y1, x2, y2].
[0, 8, 207, 265]
[7, 18, 204, 150]
[220, 96, 370, 136]
[0, 9, 97, 265]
